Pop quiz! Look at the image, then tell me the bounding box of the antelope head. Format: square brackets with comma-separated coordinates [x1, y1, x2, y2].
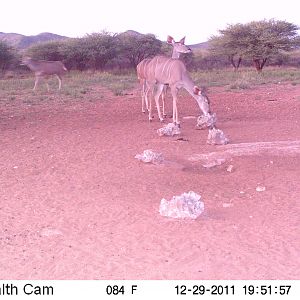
[167, 35, 192, 55]
[193, 86, 211, 115]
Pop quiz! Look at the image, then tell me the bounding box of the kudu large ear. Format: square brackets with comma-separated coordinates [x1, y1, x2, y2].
[193, 86, 201, 95]
[179, 37, 186, 45]
[167, 35, 175, 44]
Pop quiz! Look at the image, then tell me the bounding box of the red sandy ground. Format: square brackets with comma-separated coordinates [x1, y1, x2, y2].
[0, 82, 299, 280]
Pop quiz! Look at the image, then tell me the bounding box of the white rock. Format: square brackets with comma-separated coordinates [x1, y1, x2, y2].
[157, 123, 181, 136]
[135, 150, 164, 164]
[256, 186, 266, 192]
[159, 191, 204, 219]
[207, 127, 229, 145]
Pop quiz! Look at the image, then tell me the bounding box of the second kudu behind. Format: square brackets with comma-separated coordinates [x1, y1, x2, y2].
[21, 57, 68, 91]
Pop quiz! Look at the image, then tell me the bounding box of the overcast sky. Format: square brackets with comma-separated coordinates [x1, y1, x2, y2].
[1, 0, 299, 44]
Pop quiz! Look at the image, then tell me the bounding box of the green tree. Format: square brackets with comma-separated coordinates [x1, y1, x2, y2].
[209, 19, 299, 72]
[25, 40, 66, 61]
[60, 38, 88, 70]
[117, 33, 162, 67]
[0, 40, 16, 74]
[82, 32, 118, 70]
[209, 23, 246, 71]
[60, 32, 118, 70]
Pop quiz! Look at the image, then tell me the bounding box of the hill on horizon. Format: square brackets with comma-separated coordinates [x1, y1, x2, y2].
[0, 30, 208, 50]
[0, 32, 68, 49]
[121, 30, 209, 49]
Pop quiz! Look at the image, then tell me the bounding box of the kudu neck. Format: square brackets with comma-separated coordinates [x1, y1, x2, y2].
[181, 73, 210, 115]
[171, 49, 180, 59]
[182, 72, 195, 94]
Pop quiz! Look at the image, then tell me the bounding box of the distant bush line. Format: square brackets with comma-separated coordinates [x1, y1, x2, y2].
[1, 26, 300, 77]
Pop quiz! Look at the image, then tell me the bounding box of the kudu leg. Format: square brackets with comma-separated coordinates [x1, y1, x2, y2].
[144, 83, 150, 112]
[56, 75, 62, 90]
[148, 85, 154, 121]
[171, 86, 179, 125]
[141, 80, 146, 113]
[33, 75, 41, 91]
[162, 85, 168, 117]
[142, 80, 151, 113]
[45, 75, 50, 91]
[154, 84, 165, 122]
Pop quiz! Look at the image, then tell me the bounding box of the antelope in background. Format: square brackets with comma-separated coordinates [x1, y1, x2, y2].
[21, 57, 68, 91]
[137, 36, 191, 117]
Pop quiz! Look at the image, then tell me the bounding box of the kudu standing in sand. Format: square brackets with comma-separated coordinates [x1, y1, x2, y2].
[137, 36, 191, 116]
[21, 57, 68, 91]
[146, 54, 211, 125]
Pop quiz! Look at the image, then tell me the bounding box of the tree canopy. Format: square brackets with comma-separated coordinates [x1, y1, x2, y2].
[3, 21, 300, 73]
[25, 40, 66, 61]
[209, 19, 300, 71]
[23, 31, 162, 70]
[0, 40, 16, 74]
[117, 33, 162, 67]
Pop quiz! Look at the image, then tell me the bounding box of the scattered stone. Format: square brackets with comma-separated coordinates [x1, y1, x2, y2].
[226, 165, 234, 172]
[159, 191, 204, 219]
[196, 113, 217, 129]
[157, 123, 181, 136]
[207, 127, 229, 145]
[256, 185, 266, 192]
[135, 150, 164, 164]
[202, 158, 226, 168]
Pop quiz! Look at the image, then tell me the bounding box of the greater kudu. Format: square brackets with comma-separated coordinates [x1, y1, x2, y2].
[21, 57, 68, 91]
[137, 36, 191, 117]
[146, 56, 211, 125]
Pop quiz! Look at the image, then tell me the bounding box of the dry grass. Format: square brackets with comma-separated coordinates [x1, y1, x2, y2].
[191, 67, 300, 89]
[1, 67, 300, 105]
[0, 71, 138, 105]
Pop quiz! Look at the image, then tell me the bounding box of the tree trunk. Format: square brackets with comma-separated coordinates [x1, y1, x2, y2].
[253, 59, 261, 72]
[261, 58, 268, 69]
[236, 57, 242, 70]
[229, 55, 242, 71]
[253, 58, 268, 72]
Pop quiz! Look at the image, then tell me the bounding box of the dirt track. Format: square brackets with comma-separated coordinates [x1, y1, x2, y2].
[0, 83, 299, 279]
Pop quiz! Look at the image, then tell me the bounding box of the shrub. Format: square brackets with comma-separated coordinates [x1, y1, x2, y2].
[0, 41, 18, 74]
